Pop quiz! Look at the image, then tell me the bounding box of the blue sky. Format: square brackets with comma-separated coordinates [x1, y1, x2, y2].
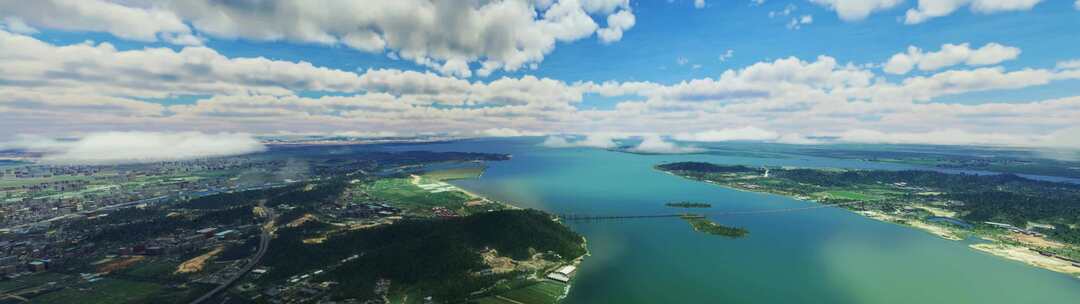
[1, 0, 1079, 152]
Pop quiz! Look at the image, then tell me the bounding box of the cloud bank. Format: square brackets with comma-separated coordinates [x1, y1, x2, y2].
[809, 0, 903, 21]
[884, 43, 1021, 74]
[673, 127, 780, 142]
[628, 135, 704, 154]
[1, 28, 1079, 151]
[836, 127, 1080, 149]
[905, 0, 1043, 24]
[541, 134, 619, 149]
[2, 132, 266, 164]
[0, 0, 636, 78]
[809, 0, 1045, 24]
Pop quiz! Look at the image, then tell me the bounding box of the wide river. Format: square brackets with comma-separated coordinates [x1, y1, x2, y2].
[382, 138, 1080, 303]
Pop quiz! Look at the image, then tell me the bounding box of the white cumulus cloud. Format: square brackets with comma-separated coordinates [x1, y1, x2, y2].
[1058, 59, 1080, 70]
[3, 28, 1080, 151]
[0, 0, 199, 44]
[884, 43, 1022, 74]
[809, 0, 903, 21]
[541, 134, 619, 149]
[0, 29, 364, 99]
[628, 135, 704, 154]
[787, 14, 813, 30]
[5, 0, 636, 78]
[597, 9, 636, 43]
[673, 127, 780, 142]
[905, 0, 1044, 24]
[477, 128, 544, 137]
[2, 132, 266, 164]
[836, 127, 1080, 149]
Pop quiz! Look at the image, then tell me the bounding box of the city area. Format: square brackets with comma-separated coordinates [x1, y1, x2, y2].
[0, 145, 584, 304]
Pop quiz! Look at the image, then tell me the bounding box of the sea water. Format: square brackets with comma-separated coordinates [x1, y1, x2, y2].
[378, 138, 1080, 303]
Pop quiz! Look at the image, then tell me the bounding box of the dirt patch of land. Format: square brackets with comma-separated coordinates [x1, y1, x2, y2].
[303, 236, 328, 244]
[465, 199, 487, 207]
[480, 250, 517, 274]
[98, 255, 145, 273]
[253, 205, 269, 217]
[479, 249, 564, 275]
[1006, 232, 1066, 249]
[175, 246, 223, 274]
[286, 213, 317, 228]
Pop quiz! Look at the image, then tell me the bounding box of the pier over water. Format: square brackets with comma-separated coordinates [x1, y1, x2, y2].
[559, 201, 864, 222]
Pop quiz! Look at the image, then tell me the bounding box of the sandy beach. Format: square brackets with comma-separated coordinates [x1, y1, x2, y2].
[410, 174, 521, 210]
[857, 210, 963, 241]
[970, 243, 1080, 277]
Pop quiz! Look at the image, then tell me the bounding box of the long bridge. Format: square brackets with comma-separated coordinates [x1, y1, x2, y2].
[558, 201, 865, 222]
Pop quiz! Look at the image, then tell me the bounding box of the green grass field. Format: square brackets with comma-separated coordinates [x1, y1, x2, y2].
[366, 178, 471, 215]
[30, 278, 164, 304]
[421, 167, 485, 181]
[473, 280, 567, 304]
[122, 259, 181, 280]
[0, 272, 69, 293]
[472, 297, 520, 304]
[815, 190, 882, 201]
[0, 175, 94, 188]
[504, 281, 567, 303]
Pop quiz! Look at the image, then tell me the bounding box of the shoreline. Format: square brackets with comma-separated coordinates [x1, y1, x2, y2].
[970, 243, 1080, 278]
[669, 172, 1080, 279]
[856, 210, 964, 241]
[410, 173, 522, 210]
[556, 236, 590, 302]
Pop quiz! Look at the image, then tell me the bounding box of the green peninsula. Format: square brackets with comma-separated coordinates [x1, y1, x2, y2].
[656, 161, 1080, 277]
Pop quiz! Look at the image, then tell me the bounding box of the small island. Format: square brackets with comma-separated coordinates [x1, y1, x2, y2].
[666, 202, 712, 208]
[680, 214, 748, 238]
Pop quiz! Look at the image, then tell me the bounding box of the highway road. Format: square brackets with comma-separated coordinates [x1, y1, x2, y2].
[190, 202, 275, 304]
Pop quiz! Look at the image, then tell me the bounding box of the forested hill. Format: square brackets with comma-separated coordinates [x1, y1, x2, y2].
[260, 209, 586, 301]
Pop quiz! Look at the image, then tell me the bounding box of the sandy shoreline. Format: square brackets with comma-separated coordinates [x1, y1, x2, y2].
[970, 243, 1080, 278]
[409, 174, 521, 210]
[857, 210, 963, 241]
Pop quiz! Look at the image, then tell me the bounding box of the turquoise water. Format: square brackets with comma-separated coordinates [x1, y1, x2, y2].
[383, 139, 1080, 303]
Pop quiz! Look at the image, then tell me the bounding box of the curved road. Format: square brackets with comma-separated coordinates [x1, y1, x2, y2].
[190, 203, 275, 304]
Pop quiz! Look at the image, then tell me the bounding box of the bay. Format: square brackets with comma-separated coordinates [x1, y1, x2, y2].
[382, 138, 1080, 303]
